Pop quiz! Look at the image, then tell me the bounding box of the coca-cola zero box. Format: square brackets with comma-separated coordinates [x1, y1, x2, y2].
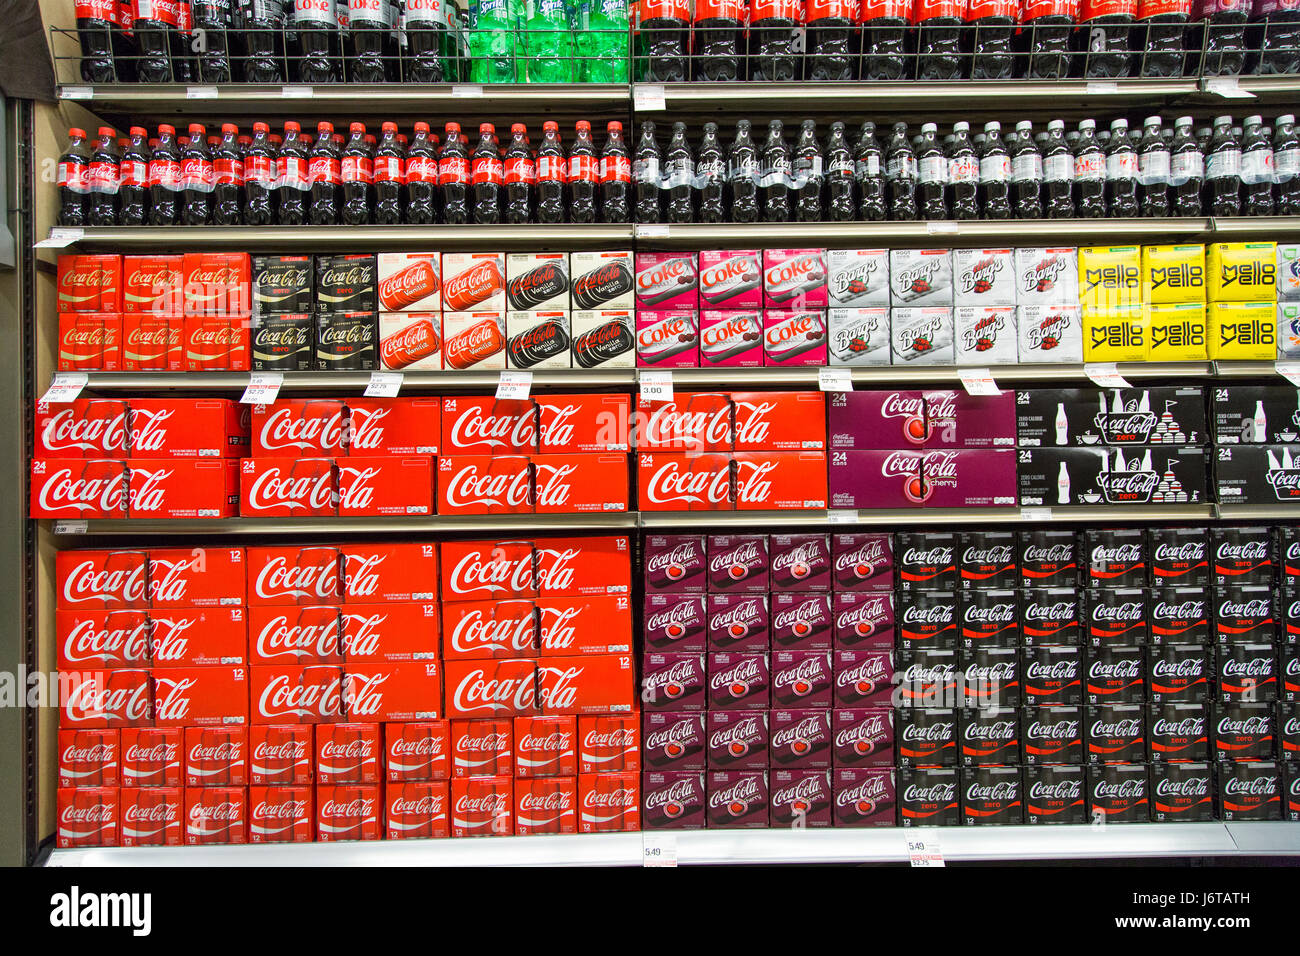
[1087, 762, 1150, 823]
[1219, 760, 1282, 821]
[1215, 702, 1275, 760]
[1015, 387, 1107, 447]
[962, 765, 1024, 826]
[1021, 589, 1081, 647]
[1023, 645, 1082, 706]
[1019, 529, 1079, 587]
[1215, 444, 1300, 504]
[898, 766, 959, 827]
[1150, 762, 1214, 822]
[898, 707, 959, 767]
[1150, 526, 1209, 586]
[1149, 702, 1209, 762]
[315, 254, 376, 313]
[1211, 385, 1300, 444]
[1024, 764, 1087, 824]
[1150, 643, 1211, 701]
[1100, 387, 1205, 445]
[963, 645, 1021, 707]
[571, 251, 634, 310]
[959, 706, 1021, 765]
[315, 311, 377, 370]
[898, 590, 958, 651]
[1023, 704, 1083, 763]
[1218, 643, 1278, 702]
[1215, 584, 1276, 644]
[1086, 645, 1146, 703]
[1212, 525, 1274, 586]
[1150, 587, 1211, 644]
[958, 530, 1018, 589]
[959, 590, 1019, 651]
[1083, 528, 1147, 587]
[572, 310, 635, 368]
[1086, 702, 1147, 764]
[251, 254, 314, 315]
[251, 313, 313, 371]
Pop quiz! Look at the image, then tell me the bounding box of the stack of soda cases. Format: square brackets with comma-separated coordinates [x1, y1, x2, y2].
[1212, 382, 1300, 504]
[569, 251, 637, 368]
[251, 255, 315, 371]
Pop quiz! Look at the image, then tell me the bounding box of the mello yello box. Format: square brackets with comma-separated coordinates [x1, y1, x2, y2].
[1207, 242, 1277, 302]
[1209, 301, 1277, 360]
[1142, 245, 1206, 305]
[1083, 307, 1147, 362]
[1078, 247, 1142, 313]
[1146, 303, 1208, 361]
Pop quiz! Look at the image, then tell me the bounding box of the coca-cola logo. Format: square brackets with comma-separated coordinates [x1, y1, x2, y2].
[1023, 601, 1077, 622]
[1151, 716, 1205, 737]
[36, 465, 126, 514]
[1154, 541, 1206, 562]
[450, 667, 537, 715]
[1216, 714, 1271, 735]
[1221, 656, 1274, 677]
[40, 407, 128, 454]
[1218, 599, 1272, 618]
[706, 774, 763, 812]
[443, 461, 532, 510]
[1028, 778, 1082, 800]
[447, 548, 534, 597]
[965, 780, 1018, 802]
[1092, 778, 1145, 799]
[1154, 775, 1209, 798]
[644, 778, 700, 812]
[644, 458, 730, 506]
[1222, 773, 1278, 796]
[1027, 717, 1080, 739]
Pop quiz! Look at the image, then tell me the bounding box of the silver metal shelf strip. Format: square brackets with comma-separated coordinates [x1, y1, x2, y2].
[1214, 504, 1300, 520]
[53, 514, 639, 536]
[51, 224, 635, 250]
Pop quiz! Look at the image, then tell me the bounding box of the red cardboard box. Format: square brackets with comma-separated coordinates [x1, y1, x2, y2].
[514, 715, 578, 778]
[578, 771, 640, 832]
[579, 715, 641, 774]
[248, 724, 313, 785]
[733, 451, 829, 511]
[536, 393, 632, 452]
[182, 252, 251, 315]
[148, 607, 247, 667]
[635, 392, 733, 453]
[533, 454, 629, 514]
[385, 720, 451, 782]
[57, 311, 121, 371]
[385, 781, 449, 839]
[184, 786, 247, 845]
[240, 457, 337, 517]
[57, 786, 119, 848]
[31, 458, 128, 518]
[536, 654, 636, 715]
[316, 783, 382, 841]
[337, 456, 434, 516]
[248, 785, 313, 843]
[246, 545, 343, 606]
[341, 542, 438, 603]
[56, 549, 148, 609]
[120, 786, 183, 846]
[443, 658, 539, 719]
[343, 662, 443, 721]
[251, 400, 348, 457]
[249, 665, 346, 725]
[151, 666, 249, 727]
[339, 602, 440, 662]
[345, 397, 442, 456]
[184, 725, 248, 786]
[183, 314, 249, 371]
[122, 254, 184, 314]
[451, 775, 513, 837]
[440, 539, 538, 602]
[248, 604, 344, 665]
[438, 455, 533, 515]
[126, 458, 240, 519]
[452, 717, 514, 777]
[121, 312, 183, 371]
[147, 546, 246, 609]
[127, 399, 249, 458]
[35, 399, 129, 458]
[731, 392, 827, 451]
[442, 599, 542, 661]
[120, 727, 182, 787]
[538, 596, 633, 656]
[59, 669, 152, 729]
[637, 452, 734, 511]
[441, 395, 538, 454]
[58, 254, 122, 312]
[515, 775, 578, 835]
[315, 722, 381, 784]
[58, 728, 120, 788]
[56, 608, 151, 670]
[535, 535, 632, 597]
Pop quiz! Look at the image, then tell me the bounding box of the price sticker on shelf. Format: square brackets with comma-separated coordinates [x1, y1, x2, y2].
[907, 836, 945, 868]
[1204, 76, 1255, 99]
[39, 372, 88, 404]
[642, 833, 678, 868]
[958, 367, 1000, 396]
[1276, 361, 1300, 387]
[634, 84, 666, 112]
[639, 369, 673, 402]
[365, 371, 403, 397]
[60, 86, 93, 101]
[925, 221, 959, 235]
[827, 509, 859, 525]
[53, 520, 89, 536]
[1085, 80, 1118, 94]
[496, 370, 533, 400]
[35, 227, 84, 249]
[636, 224, 670, 239]
[281, 85, 314, 98]
[186, 85, 219, 99]
[1020, 507, 1052, 522]
[818, 367, 853, 392]
[452, 84, 484, 98]
[1084, 362, 1131, 389]
[240, 371, 284, 405]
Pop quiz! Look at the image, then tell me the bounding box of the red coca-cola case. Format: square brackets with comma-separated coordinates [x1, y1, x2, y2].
[35, 399, 130, 458]
[440, 539, 539, 602]
[452, 717, 514, 777]
[120, 786, 183, 847]
[451, 775, 513, 837]
[248, 724, 312, 785]
[579, 715, 640, 774]
[515, 776, 579, 835]
[148, 607, 247, 667]
[385, 781, 450, 839]
[316, 783, 382, 841]
[56, 608, 151, 670]
[536, 393, 632, 452]
[60, 669, 153, 729]
[343, 662, 443, 722]
[250, 665, 346, 725]
[733, 451, 829, 510]
[31, 458, 129, 518]
[57, 786, 119, 848]
[441, 395, 538, 454]
[442, 598, 542, 661]
[248, 785, 314, 843]
[127, 399, 249, 458]
[246, 545, 344, 606]
[384, 720, 451, 782]
[315, 722, 381, 784]
[182, 252, 251, 315]
[438, 455, 533, 514]
[345, 397, 442, 456]
[514, 715, 578, 778]
[58, 253, 122, 312]
[537, 596, 633, 656]
[636, 392, 733, 453]
[251, 399, 348, 457]
[152, 666, 248, 727]
[58, 728, 120, 788]
[340, 602, 439, 662]
[578, 771, 640, 832]
[537, 654, 636, 715]
[147, 546, 245, 608]
[122, 254, 184, 315]
[341, 542, 438, 603]
[248, 604, 344, 665]
[240, 457, 338, 517]
[126, 458, 240, 518]
[185, 786, 248, 845]
[535, 535, 632, 597]
[533, 454, 630, 514]
[183, 314, 250, 371]
[443, 658, 539, 719]
[183, 725, 248, 787]
[638, 452, 734, 511]
[58, 311, 121, 371]
[731, 392, 827, 451]
[57, 549, 149, 609]
[120, 727, 182, 788]
[121, 312, 183, 371]
[337, 456, 434, 516]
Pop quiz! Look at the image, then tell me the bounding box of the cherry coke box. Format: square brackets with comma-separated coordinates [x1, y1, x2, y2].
[707, 593, 770, 651]
[828, 450, 923, 509]
[707, 711, 769, 771]
[248, 725, 312, 785]
[578, 715, 639, 774]
[918, 449, 1017, 508]
[642, 653, 707, 712]
[57, 786, 119, 848]
[636, 252, 698, 309]
[706, 770, 769, 828]
[772, 592, 833, 650]
[248, 785, 313, 844]
[770, 770, 833, 828]
[834, 649, 895, 707]
[771, 650, 833, 708]
[833, 534, 894, 592]
[707, 534, 769, 593]
[126, 458, 240, 519]
[185, 786, 248, 844]
[643, 711, 706, 770]
[708, 652, 769, 711]
[58, 729, 120, 788]
[385, 721, 451, 782]
[642, 770, 706, 830]
[763, 249, 827, 308]
[835, 768, 897, 827]
[771, 533, 831, 592]
[644, 533, 707, 592]
[31, 459, 128, 519]
[515, 776, 578, 835]
[921, 390, 1018, 449]
[636, 310, 700, 367]
[699, 250, 763, 309]
[763, 310, 828, 367]
[769, 708, 833, 769]
[833, 592, 896, 651]
[834, 709, 895, 768]
[385, 781, 450, 840]
[119, 787, 183, 847]
[699, 310, 764, 367]
[58, 253, 122, 312]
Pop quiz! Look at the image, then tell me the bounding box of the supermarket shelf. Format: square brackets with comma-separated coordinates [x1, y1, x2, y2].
[1213, 360, 1295, 378]
[46, 821, 1298, 867]
[45, 513, 639, 538]
[1214, 503, 1300, 520]
[1211, 215, 1300, 235]
[642, 505, 1217, 527]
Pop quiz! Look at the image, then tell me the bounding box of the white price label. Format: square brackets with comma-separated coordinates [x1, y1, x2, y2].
[1204, 76, 1256, 99]
[907, 836, 946, 868]
[634, 84, 667, 112]
[827, 509, 859, 525]
[365, 371, 403, 397]
[452, 84, 484, 98]
[186, 85, 219, 99]
[1085, 81, 1118, 94]
[639, 369, 673, 402]
[496, 370, 533, 400]
[280, 85, 314, 98]
[1084, 362, 1132, 389]
[53, 520, 89, 535]
[642, 833, 678, 867]
[240, 371, 284, 405]
[635, 224, 670, 239]
[35, 227, 84, 249]
[1020, 507, 1052, 521]
[60, 86, 93, 100]
[818, 367, 853, 392]
[1276, 361, 1300, 386]
[925, 221, 959, 234]
[39, 372, 88, 404]
[958, 368, 1000, 396]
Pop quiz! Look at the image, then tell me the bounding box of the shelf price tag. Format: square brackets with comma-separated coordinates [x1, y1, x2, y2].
[907, 836, 945, 868]
[53, 520, 89, 536]
[1020, 507, 1052, 521]
[827, 509, 859, 525]
[1084, 362, 1131, 389]
[186, 85, 218, 99]
[818, 367, 853, 392]
[496, 370, 533, 400]
[452, 84, 484, 97]
[925, 221, 959, 235]
[365, 371, 403, 397]
[281, 85, 314, 98]
[1276, 361, 1300, 387]
[634, 84, 666, 112]
[635, 224, 670, 239]
[1204, 76, 1255, 99]
[35, 227, 84, 249]
[958, 367, 1000, 396]
[240, 371, 284, 405]
[639, 369, 673, 402]
[39, 372, 88, 404]
[642, 833, 678, 868]
[60, 86, 93, 100]
[1085, 80, 1118, 94]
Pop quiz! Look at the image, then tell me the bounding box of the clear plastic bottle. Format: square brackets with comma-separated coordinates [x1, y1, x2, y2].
[979, 120, 1012, 220]
[568, 120, 600, 224]
[1011, 120, 1044, 219]
[760, 119, 793, 222]
[886, 121, 919, 220]
[1241, 114, 1276, 217]
[728, 119, 760, 224]
[1138, 0, 1190, 76]
[211, 123, 244, 226]
[854, 121, 887, 222]
[1199, 0, 1248, 76]
[692, 0, 743, 80]
[1274, 113, 1300, 215]
[634, 120, 662, 223]
[1169, 115, 1205, 216]
[601, 121, 632, 224]
[808, 0, 858, 80]
[861, 0, 911, 79]
[276, 120, 308, 225]
[946, 122, 979, 220]
[118, 126, 149, 227]
[1073, 118, 1107, 218]
[793, 120, 826, 223]
[695, 122, 726, 224]
[663, 122, 695, 224]
[341, 122, 374, 226]
[636, 0, 690, 81]
[88, 126, 120, 228]
[825, 121, 856, 222]
[917, 122, 949, 221]
[58, 127, 91, 228]
[373, 121, 405, 226]
[471, 122, 504, 225]
[308, 121, 341, 225]
[180, 123, 213, 226]
[1106, 118, 1140, 217]
[504, 124, 536, 225]
[1023, 0, 1076, 78]
[536, 120, 568, 224]
[1206, 114, 1242, 217]
[968, 0, 1019, 78]
[915, 0, 963, 79]
[1255, 0, 1300, 75]
[1137, 115, 1171, 218]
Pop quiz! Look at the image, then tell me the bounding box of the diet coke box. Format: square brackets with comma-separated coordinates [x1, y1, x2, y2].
[119, 787, 183, 847]
[578, 715, 640, 774]
[642, 653, 707, 712]
[384, 781, 449, 840]
[833, 592, 895, 651]
[835, 767, 897, 827]
[506, 253, 569, 312]
[1014, 247, 1079, 305]
[769, 708, 833, 769]
[1023, 704, 1084, 763]
[772, 592, 833, 650]
[384, 721, 451, 782]
[833, 708, 894, 768]
[891, 308, 955, 364]
[570, 251, 635, 311]
[1023, 645, 1083, 703]
[1087, 763, 1150, 823]
[119, 727, 181, 787]
[706, 770, 769, 828]
[643, 711, 706, 770]
[770, 770, 833, 827]
[645, 533, 707, 592]
[645, 593, 707, 652]
[771, 650, 833, 708]
[827, 249, 891, 307]
[763, 249, 828, 308]
[707, 534, 769, 593]
[507, 311, 572, 370]
[708, 652, 770, 711]
[828, 307, 891, 366]
[955, 306, 1018, 364]
[698, 249, 763, 309]
[763, 310, 828, 366]
[1018, 305, 1083, 363]
[834, 648, 895, 707]
[442, 312, 506, 370]
[1149, 643, 1211, 701]
[829, 449, 924, 509]
[441, 252, 504, 312]
[954, 248, 1017, 307]
[699, 310, 764, 366]
[57, 787, 119, 848]
[58, 729, 120, 788]
[184, 786, 248, 844]
[1149, 762, 1214, 822]
[578, 773, 640, 832]
[962, 765, 1024, 826]
[770, 533, 831, 592]
[636, 252, 698, 309]
[247, 725, 311, 785]
[891, 248, 953, 305]
[1024, 764, 1087, 823]
[379, 313, 442, 371]
[707, 593, 770, 651]
[707, 711, 769, 770]
[636, 310, 699, 367]
[571, 310, 635, 368]
[642, 770, 706, 829]
[377, 252, 441, 312]
[183, 726, 248, 787]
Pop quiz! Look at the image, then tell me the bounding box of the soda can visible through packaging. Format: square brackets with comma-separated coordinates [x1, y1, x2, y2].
[826, 249, 890, 307]
[1013, 247, 1078, 305]
[314, 254, 377, 313]
[954, 306, 1017, 364]
[571, 310, 635, 368]
[953, 248, 1016, 306]
[507, 312, 571, 370]
[636, 310, 699, 367]
[828, 308, 891, 365]
[891, 308, 955, 364]
[377, 253, 441, 312]
[570, 251, 634, 310]
[378, 313, 442, 371]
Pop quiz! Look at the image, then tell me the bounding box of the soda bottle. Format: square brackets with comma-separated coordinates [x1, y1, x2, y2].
[133, 0, 176, 83]
[886, 121, 918, 220]
[1197, 125, 1212, 153]
[693, 0, 743, 80]
[345, 0, 388, 81]
[243, 0, 287, 82]
[1023, 0, 1076, 78]
[749, 0, 801, 81]
[808, 0, 857, 80]
[635, 121, 663, 223]
[173, 0, 195, 83]
[1008, 122, 1043, 219]
[525, 0, 575, 82]
[686, 122, 723, 223]
[295, 0, 338, 82]
[978, 121, 1011, 219]
[1200, 0, 1249, 75]
[1043, 122, 1074, 219]
[728, 120, 760, 223]
[915, 0, 963, 80]
[110, 0, 139, 83]
[823, 121, 855, 222]
[860, 0, 910, 80]
[664, 122, 695, 224]
[505, 124, 536, 224]
[579, 0, 632, 82]
[405, 122, 439, 224]
[1169, 115, 1204, 216]
[470, 123, 503, 224]
[568, 120, 600, 224]
[178, 123, 211, 225]
[406, 0, 449, 81]
[146, 124, 180, 226]
[308, 121, 341, 225]
[537, 120, 568, 224]
[1275, 114, 1300, 215]
[760, 119, 793, 222]
[792, 120, 825, 222]
[58, 128, 91, 228]
[947, 122, 978, 220]
[1080, 0, 1134, 78]
[190, 0, 233, 81]
[1138, 0, 1189, 76]
[1206, 115, 1242, 217]
[1241, 114, 1276, 217]
[1137, 115, 1170, 217]
[968, 0, 1019, 79]
[1105, 118, 1139, 217]
[242, 122, 276, 226]
[117, 127, 149, 228]
[636, 0, 689, 81]
[75, 0, 117, 82]
[854, 121, 886, 221]
[276, 121, 309, 225]
[916, 122, 948, 220]
[341, 122, 373, 225]
[1256, 0, 1300, 75]
[601, 121, 633, 223]
[1073, 118, 1107, 217]
[212, 123, 243, 226]
[372, 121, 405, 225]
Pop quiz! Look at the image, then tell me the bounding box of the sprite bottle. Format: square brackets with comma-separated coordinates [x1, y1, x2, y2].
[468, 0, 519, 83]
[524, 0, 575, 82]
[577, 0, 629, 81]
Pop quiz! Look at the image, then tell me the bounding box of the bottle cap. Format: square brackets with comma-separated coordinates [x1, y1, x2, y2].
[480, 123, 495, 135]
[284, 121, 300, 133]
[1078, 119, 1095, 131]
[1110, 118, 1127, 130]
[381, 121, 397, 133]
[69, 127, 86, 138]
[350, 122, 365, 134]
[98, 126, 115, 138]
[1277, 114, 1295, 125]
[253, 122, 269, 133]
[984, 120, 1000, 133]
[222, 123, 237, 135]
[158, 124, 174, 136]
[512, 123, 526, 135]
[1016, 120, 1032, 132]
[953, 121, 969, 133]
[1214, 115, 1232, 127]
[1048, 119, 1064, 131]
[129, 126, 147, 138]
[921, 122, 937, 133]
[577, 120, 591, 132]
[1245, 115, 1263, 127]
[1144, 116, 1161, 127]
[188, 123, 205, 136]
[609, 120, 622, 132]
[1175, 115, 1193, 126]
[318, 121, 333, 133]
[544, 120, 559, 132]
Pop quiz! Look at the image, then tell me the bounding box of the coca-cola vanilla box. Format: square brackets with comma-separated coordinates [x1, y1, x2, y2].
[507, 312, 572, 370]
[827, 249, 890, 307]
[637, 310, 699, 367]
[954, 306, 1017, 365]
[700, 310, 763, 367]
[571, 251, 635, 311]
[763, 249, 828, 309]
[636, 252, 699, 310]
[1015, 247, 1079, 305]
[891, 308, 955, 364]
[1018, 305, 1084, 363]
[698, 250, 763, 309]
[377, 253, 441, 312]
[506, 253, 570, 313]
[829, 308, 891, 366]
[763, 310, 828, 366]
[379, 313, 443, 371]
[441, 252, 505, 312]
[571, 310, 635, 368]
[443, 312, 506, 370]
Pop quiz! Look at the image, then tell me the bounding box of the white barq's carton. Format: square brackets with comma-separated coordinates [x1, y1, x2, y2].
[826, 249, 891, 307]
[1013, 247, 1079, 306]
[889, 249, 953, 306]
[890, 307, 954, 365]
[953, 248, 1017, 307]
[954, 306, 1018, 365]
[828, 308, 891, 366]
[1017, 305, 1083, 363]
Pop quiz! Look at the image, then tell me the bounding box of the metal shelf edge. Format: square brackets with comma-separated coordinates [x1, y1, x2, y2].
[48, 514, 640, 536]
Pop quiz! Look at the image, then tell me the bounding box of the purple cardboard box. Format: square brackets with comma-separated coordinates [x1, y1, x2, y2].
[770, 533, 832, 592]
[642, 652, 707, 712]
[771, 649, 834, 708]
[642, 711, 706, 770]
[769, 770, 833, 828]
[833, 767, 897, 827]
[830, 449, 927, 510]
[770, 708, 834, 769]
[643, 593, 708, 652]
[834, 708, 896, 768]
[833, 533, 895, 591]
[706, 710, 769, 770]
[707, 534, 770, 593]
[834, 648, 896, 707]
[833, 591, 897, 650]
[707, 652, 770, 711]
[644, 533, 707, 592]
[642, 770, 706, 830]
[921, 390, 1018, 448]
[707, 592, 771, 651]
[920, 449, 1019, 508]
[699, 249, 764, 309]
[635, 251, 699, 310]
[828, 390, 928, 450]
[706, 771, 770, 829]
[771, 592, 834, 650]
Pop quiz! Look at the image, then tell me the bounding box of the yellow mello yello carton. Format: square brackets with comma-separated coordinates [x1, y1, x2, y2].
[1084, 307, 1147, 362]
[1207, 242, 1277, 302]
[1208, 301, 1277, 359]
[1146, 302, 1208, 361]
[1079, 246, 1142, 312]
[1142, 244, 1206, 304]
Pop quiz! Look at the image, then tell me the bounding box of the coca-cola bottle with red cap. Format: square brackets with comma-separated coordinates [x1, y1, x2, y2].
[89, 127, 119, 228]
[59, 128, 91, 227]
[436, 122, 466, 224]
[472, 123, 503, 225]
[309, 121, 341, 225]
[808, 0, 857, 79]
[1256, 0, 1300, 75]
[133, 0, 177, 82]
[75, 0, 117, 82]
[147, 123, 180, 225]
[181, 123, 213, 225]
[1023, 0, 1076, 78]
[637, 0, 690, 81]
[601, 120, 632, 223]
[276, 120, 309, 225]
[1138, 0, 1189, 75]
[243, 122, 275, 225]
[749, 0, 800, 81]
[693, 0, 742, 80]
[861, 0, 909, 79]
[504, 124, 535, 224]
[212, 123, 243, 226]
[243, 0, 287, 82]
[1081, 0, 1135, 77]
[569, 121, 600, 224]
[118, 126, 149, 226]
[373, 121, 404, 225]
[915, 0, 963, 79]
[341, 122, 373, 225]
[294, 0, 339, 82]
[968, 0, 1018, 78]
[537, 120, 567, 224]
[399, 121, 434, 223]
